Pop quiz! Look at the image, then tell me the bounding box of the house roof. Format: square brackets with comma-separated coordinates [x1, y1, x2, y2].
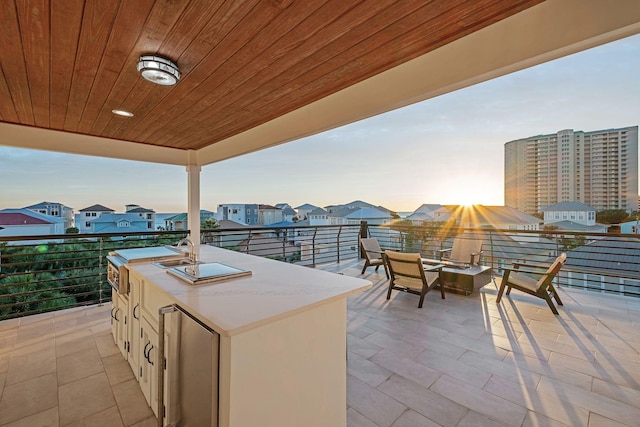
[543, 220, 606, 232]
[216, 220, 255, 230]
[565, 237, 640, 279]
[79, 204, 115, 212]
[0, 209, 64, 224]
[25, 201, 70, 209]
[0, 2, 635, 170]
[459, 206, 542, 226]
[344, 207, 391, 220]
[90, 214, 145, 224]
[541, 201, 596, 211]
[259, 204, 281, 211]
[164, 212, 216, 222]
[295, 204, 319, 211]
[280, 207, 297, 216]
[405, 211, 436, 222]
[0, 212, 51, 225]
[265, 221, 296, 228]
[96, 224, 151, 233]
[309, 208, 328, 216]
[413, 204, 444, 214]
[126, 207, 155, 213]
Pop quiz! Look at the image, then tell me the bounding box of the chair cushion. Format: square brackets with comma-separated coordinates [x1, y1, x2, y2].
[394, 271, 438, 291]
[394, 277, 424, 290]
[508, 272, 539, 292]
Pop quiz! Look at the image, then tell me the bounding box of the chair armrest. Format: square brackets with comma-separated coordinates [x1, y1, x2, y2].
[504, 267, 550, 276]
[366, 249, 383, 255]
[423, 264, 445, 272]
[436, 248, 452, 260]
[512, 261, 551, 270]
[422, 258, 457, 267]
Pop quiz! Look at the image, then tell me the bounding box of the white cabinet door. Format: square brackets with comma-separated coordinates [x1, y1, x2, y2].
[128, 273, 142, 378]
[140, 314, 175, 422]
[139, 315, 157, 411]
[111, 289, 128, 359]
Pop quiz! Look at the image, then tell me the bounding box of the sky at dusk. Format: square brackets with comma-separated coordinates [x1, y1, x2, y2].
[1, 34, 639, 214]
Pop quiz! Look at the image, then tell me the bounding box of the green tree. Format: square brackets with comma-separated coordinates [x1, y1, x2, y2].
[596, 209, 629, 224]
[65, 227, 79, 234]
[202, 218, 219, 229]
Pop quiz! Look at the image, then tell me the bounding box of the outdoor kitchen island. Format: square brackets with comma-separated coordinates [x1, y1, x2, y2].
[118, 245, 371, 427]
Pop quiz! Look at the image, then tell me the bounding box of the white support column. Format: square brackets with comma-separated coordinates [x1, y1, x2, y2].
[186, 162, 201, 254]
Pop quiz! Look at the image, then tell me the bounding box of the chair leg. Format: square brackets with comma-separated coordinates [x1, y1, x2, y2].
[498, 271, 511, 304]
[436, 278, 445, 299]
[496, 281, 507, 303]
[418, 290, 426, 308]
[548, 284, 563, 306]
[375, 265, 380, 272]
[542, 293, 559, 315]
[361, 261, 369, 275]
[386, 280, 394, 300]
[383, 263, 389, 279]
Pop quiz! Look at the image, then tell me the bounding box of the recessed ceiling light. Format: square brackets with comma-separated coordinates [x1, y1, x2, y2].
[112, 109, 134, 117]
[137, 55, 180, 86]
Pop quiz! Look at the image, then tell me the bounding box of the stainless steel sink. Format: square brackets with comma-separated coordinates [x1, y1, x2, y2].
[153, 258, 204, 269]
[166, 262, 252, 285]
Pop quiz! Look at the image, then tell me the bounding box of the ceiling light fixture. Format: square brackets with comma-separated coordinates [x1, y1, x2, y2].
[136, 55, 180, 86]
[112, 109, 134, 117]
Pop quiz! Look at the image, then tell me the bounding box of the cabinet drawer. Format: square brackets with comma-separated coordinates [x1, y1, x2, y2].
[140, 280, 174, 326]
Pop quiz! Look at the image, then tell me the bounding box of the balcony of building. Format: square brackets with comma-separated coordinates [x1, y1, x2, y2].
[1, 1, 640, 426]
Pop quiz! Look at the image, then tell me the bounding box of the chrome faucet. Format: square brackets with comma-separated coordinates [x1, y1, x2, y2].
[176, 237, 197, 263]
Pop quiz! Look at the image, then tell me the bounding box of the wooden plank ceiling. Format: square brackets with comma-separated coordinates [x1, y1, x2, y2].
[0, 0, 543, 151]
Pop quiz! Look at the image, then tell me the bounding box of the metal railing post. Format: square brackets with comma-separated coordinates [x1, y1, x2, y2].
[359, 221, 368, 258]
[99, 237, 104, 305]
[337, 225, 342, 263]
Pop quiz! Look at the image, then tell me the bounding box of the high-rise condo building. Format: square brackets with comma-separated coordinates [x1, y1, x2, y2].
[505, 126, 638, 214]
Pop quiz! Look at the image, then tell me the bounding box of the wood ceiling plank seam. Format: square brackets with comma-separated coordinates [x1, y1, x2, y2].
[63, 0, 122, 132]
[143, 0, 335, 147]
[345, 0, 545, 80]
[104, 0, 236, 143]
[125, 0, 284, 145]
[49, 0, 84, 130]
[181, 0, 450, 146]
[91, 0, 191, 138]
[100, 0, 239, 142]
[202, 0, 539, 145]
[155, 0, 365, 149]
[0, 62, 20, 122]
[158, 0, 411, 149]
[16, 0, 50, 128]
[0, 1, 35, 125]
[76, 0, 156, 135]
[124, 0, 277, 146]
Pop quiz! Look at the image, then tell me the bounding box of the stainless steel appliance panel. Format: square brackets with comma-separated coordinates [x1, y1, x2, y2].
[175, 309, 219, 426]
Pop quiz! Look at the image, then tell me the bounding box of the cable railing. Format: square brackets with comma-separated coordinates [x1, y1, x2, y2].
[0, 230, 188, 320]
[1, 222, 638, 320]
[202, 224, 362, 266]
[366, 223, 640, 298]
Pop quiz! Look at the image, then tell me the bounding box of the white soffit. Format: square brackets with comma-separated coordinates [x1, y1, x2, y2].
[0, 123, 187, 166]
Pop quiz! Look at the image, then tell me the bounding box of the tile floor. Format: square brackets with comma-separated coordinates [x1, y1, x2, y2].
[1, 258, 640, 426]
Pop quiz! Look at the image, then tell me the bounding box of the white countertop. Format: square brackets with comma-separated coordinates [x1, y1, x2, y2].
[130, 246, 371, 336]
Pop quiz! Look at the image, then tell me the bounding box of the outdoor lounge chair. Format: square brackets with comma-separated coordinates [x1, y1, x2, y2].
[437, 235, 483, 266]
[360, 237, 389, 278]
[496, 253, 567, 314]
[384, 250, 444, 308]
